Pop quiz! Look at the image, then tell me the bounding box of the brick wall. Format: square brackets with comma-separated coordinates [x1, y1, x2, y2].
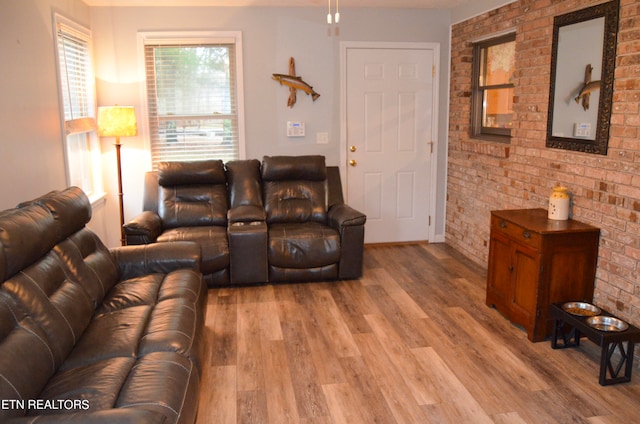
[447, 0, 640, 326]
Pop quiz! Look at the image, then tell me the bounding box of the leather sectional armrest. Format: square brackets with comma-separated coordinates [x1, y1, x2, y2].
[328, 203, 366, 228]
[227, 204, 267, 224]
[111, 241, 201, 280]
[123, 211, 163, 244]
[328, 203, 366, 279]
[328, 204, 366, 280]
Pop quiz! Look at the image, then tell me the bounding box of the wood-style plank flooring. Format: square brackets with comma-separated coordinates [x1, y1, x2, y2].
[196, 244, 640, 423]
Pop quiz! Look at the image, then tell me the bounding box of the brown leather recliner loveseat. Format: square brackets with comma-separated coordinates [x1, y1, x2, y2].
[124, 155, 366, 286]
[0, 187, 207, 424]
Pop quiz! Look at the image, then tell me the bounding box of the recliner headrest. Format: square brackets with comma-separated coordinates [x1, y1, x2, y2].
[226, 159, 263, 209]
[1, 186, 92, 281]
[158, 160, 226, 186]
[0, 204, 57, 281]
[22, 187, 92, 240]
[261, 155, 326, 181]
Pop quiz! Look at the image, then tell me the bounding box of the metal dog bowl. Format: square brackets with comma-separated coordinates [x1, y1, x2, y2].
[586, 315, 629, 332]
[562, 301, 601, 317]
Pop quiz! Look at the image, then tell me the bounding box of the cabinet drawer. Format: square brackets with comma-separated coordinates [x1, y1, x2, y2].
[491, 216, 542, 249]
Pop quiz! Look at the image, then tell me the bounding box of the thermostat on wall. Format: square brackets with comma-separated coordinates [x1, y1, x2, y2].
[287, 121, 305, 137]
[574, 122, 591, 138]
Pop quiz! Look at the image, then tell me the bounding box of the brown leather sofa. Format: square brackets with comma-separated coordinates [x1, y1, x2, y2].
[0, 187, 207, 424]
[124, 155, 366, 286]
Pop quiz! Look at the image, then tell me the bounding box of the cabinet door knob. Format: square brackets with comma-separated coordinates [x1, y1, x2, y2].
[499, 220, 507, 228]
[522, 231, 531, 239]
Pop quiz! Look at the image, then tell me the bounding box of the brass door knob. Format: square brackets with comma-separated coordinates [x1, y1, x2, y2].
[349, 145, 357, 152]
[349, 159, 357, 166]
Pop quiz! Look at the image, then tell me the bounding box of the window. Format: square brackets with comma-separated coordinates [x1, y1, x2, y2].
[142, 32, 245, 167]
[54, 14, 102, 197]
[472, 33, 516, 141]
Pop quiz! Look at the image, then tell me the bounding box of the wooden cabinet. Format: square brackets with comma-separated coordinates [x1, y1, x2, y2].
[486, 209, 600, 342]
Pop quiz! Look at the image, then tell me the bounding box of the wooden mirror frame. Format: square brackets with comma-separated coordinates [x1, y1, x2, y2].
[546, 0, 619, 155]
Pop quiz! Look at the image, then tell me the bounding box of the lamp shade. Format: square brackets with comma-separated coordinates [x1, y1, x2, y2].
[97, 106, 137, 137]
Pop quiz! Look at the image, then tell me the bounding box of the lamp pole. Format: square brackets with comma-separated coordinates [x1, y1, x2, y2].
[97, 105, 137, 247]
[115, 136, 125, 246]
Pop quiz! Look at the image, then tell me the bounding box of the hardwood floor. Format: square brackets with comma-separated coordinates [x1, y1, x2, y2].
[196, 244, 640, 423]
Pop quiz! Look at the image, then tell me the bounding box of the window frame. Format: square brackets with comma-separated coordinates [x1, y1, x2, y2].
[471, 32, 516, 142]
[53, 13, 104, 199]
[138, 31, 246, 168]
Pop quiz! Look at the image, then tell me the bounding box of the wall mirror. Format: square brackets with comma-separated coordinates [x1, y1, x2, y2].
[546, 0, 619, 155]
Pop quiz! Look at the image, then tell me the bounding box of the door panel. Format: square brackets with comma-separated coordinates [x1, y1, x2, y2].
[364, 93, 383, 152]
[398, 93, 417, 152]
[346, 47, 435, 243]
[486, 233, 512, 310]
[364, 173, 383, 220]
[511, 244, 540, 326]
[397, 172, 415, 219]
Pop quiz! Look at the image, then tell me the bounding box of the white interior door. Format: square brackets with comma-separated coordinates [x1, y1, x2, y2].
[344, 44, 436, 244]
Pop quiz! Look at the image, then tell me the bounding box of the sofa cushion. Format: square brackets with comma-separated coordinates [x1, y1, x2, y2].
[269, 264, 338, 283]
[60, 305, 151, 371]
[262, 156, 328, 224]
[158, 226, 229, 275]
[268, 222, 341, 268]
[159, 184, 229, 228]
[38, 357, 135, 415]
[263, 180, 327, 224]
[53, 229, 121, 308]
[157, 160, 229, 229]
[116, 351, 199, 424]
[0, 203, 58, 281]
[261, 155, 327, 181]
[29, 266, 205, 418]
[158, 159, 226, 186]
[96, 275, 164, 314]
[226, 159, 263, 209]
[21, 187, 92, 241]
[0, 293, 58, 419]
[138, 297, 198, 359]
[2, 251, 95, 368]
[96, 269, 206, 369]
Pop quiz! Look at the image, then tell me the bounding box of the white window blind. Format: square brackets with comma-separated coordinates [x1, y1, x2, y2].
[144, 41, 241, 166]
[54, 16, 101, 197]
[57, 22, 95, 127]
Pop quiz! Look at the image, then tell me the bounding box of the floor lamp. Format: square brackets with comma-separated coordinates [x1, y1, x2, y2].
[97, 106, 138, 246]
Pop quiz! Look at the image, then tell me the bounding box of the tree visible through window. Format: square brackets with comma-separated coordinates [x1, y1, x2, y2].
[472, 33, 516, 141]
[143, 33, 244, 167]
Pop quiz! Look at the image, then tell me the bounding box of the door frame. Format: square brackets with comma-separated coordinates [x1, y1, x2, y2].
[339, 41, 440, 242]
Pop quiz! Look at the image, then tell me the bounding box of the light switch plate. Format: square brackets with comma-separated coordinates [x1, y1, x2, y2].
[316, 132, 329, 144]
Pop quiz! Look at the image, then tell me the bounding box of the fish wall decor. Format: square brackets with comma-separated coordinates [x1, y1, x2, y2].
[574, 64, 600, 111]
[272, 57, 320, 107]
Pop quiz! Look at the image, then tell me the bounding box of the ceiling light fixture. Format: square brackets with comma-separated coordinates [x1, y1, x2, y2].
[327, 0, 340, 24]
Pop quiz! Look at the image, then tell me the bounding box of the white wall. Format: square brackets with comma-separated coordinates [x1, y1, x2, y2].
[90, 6, 452, 246]
[0, 0, 112, 239]
[0, 0, 112, 241]
[450, 0, 517, 24]
[0, 0, 89, 208]
[0, 4, 452, 247]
